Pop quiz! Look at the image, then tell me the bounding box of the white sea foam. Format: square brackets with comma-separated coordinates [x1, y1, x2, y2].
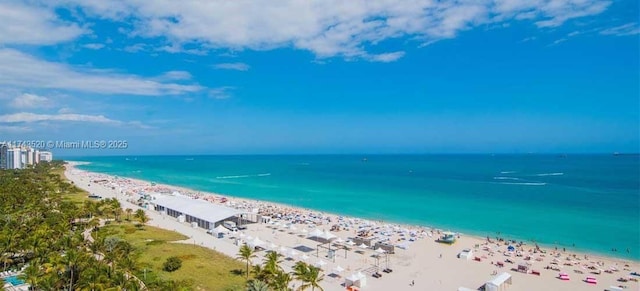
[535, 172, 564, 176]
[499, 182, 547, 186]
[500, 171, 516, 174]
[493, 177, 521, 181]
[216, 173, 271, 179]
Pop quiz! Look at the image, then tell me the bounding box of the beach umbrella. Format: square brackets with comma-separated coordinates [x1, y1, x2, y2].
[333, 265, 345, 273]
[301, 254, 310, 261]
[346, 241, 356, 246]
[359, 243, 368, 249]
[375, 248, 386, 254]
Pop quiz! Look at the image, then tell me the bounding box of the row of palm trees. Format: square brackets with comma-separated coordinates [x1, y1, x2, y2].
[0, 161, 174, 290]
[237, 244, 325, 291]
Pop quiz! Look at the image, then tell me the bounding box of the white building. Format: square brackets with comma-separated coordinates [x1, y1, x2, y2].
[6, 148, 22, 169]
[38, 151, 53, 162]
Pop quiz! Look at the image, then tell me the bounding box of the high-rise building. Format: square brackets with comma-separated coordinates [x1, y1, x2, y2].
[38, 151, 53, 162]
[6, 148, 22, 169]
[0, 143, 7, 170]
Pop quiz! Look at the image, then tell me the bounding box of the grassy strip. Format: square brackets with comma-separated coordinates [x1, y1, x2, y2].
[99, 223, 246, 290]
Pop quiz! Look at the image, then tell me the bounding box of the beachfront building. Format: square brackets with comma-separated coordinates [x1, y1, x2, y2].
[0, 143, 6, 170]
[38, 151, 53, 162]
[0, 143, 51, 169]
[151, 195, 250, 230]
[6, 147, 22, 169]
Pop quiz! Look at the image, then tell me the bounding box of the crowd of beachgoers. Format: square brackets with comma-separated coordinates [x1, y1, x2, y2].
[67, 162, 640, 291]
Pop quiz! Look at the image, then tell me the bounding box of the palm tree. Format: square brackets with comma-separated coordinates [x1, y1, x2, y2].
[125, 208, 133, 221]
[305, 266, 324, 291]
[247, 279, 270, 291]
[272, 270, 293, 291]
[134, 209, 149, 226]
[237, 244, 256, 279]
[292, 262, 324, 291]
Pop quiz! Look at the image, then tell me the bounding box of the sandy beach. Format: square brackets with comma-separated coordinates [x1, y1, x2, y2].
[65, 162, 640, 291]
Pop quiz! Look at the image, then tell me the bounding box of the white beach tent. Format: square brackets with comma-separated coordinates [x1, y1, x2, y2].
[359, 243, 369, 249]
[320, 230, 337, 241]
[248, 237, 265, 248]
[375, 248, 386, 254]
[333, 265, 345, 274]
[485, 272, 512, 291]
[315, 260, 327, 269]
[309, 228, 324, 237]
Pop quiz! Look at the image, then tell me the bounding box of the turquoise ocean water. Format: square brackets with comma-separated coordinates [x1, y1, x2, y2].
[73, 155, 640, 260]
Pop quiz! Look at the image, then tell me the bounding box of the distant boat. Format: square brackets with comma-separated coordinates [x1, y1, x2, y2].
[362, 157, 368, 162]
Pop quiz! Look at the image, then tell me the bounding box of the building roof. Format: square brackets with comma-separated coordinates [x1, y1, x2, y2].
[152, 195, 244, 224]
[487, 272, 511, 286]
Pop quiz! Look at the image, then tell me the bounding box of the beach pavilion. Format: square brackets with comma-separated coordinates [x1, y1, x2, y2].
[151, 195, 250, 230]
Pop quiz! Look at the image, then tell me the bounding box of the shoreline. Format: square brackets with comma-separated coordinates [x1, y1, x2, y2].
[66, 161, 640, 290]
[73, 161, 639, 263]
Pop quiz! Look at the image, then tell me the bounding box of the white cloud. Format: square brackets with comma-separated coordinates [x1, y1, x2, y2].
[0, 112, 118, 124]
[50, 0, 612, 61]
[0, 48, 203, 96]
[158, 71, 192, 81]
[368, 51, 405, 63]
[10, 93, 51, 109]
[0, 125, 31, 133]
[58, 107, 73, 114]
[83, 43, 105, 50]
[208, 87, 234, 100]
[600, 23, 640, 36]
[213, 62, 250, 71]
[0, 1, 85, 45]
[123, 43, 147, 53]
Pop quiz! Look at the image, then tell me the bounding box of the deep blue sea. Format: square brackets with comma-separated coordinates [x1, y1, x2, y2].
[72, 154, 640, 260]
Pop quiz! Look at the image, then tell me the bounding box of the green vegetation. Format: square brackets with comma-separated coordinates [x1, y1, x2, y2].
[239, 245, 325, 291]
[96, 223, 246, 290]
[0, 161, 142, 290]
[163, 256, 183, 272]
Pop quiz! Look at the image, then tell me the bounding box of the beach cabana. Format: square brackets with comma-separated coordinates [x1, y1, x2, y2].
[485, 272, 512, 291]
[309, 228, 324, 237]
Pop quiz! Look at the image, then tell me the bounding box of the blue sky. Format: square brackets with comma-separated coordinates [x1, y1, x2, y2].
[0, 0, 638, 156]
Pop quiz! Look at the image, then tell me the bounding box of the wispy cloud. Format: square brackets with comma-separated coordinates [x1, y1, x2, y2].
[0, 2, 85, 45]
[53, 0, 612, 61]
[83, 43, 105, 50]
[0, 112, 119, 124]
[367, 52, 405, 63]
[600, 23, 640, 36]
[208, 87, 234, 100]
[0, 48, 203, 96]
[549, 38, 567, 46]
[213, 63, 250, 71]
[520, 36, 537, 43]
[9, 93, 52, 109]
[0, 112, 151, 129]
